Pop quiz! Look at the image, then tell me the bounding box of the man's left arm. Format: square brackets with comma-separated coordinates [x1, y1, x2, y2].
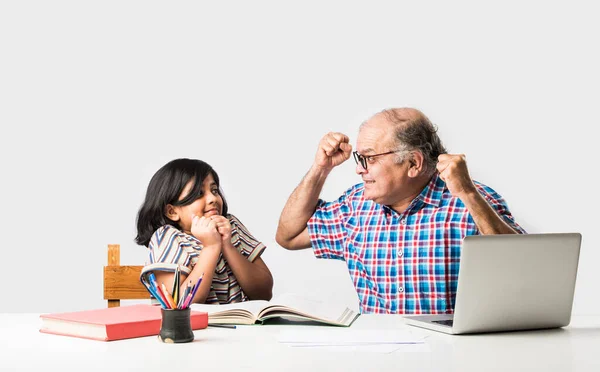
[456, 189, 519, 234]
[437, 154, 519, 235]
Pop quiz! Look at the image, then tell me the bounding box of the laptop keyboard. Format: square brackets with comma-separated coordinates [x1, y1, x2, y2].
[432, 319, 454, 327]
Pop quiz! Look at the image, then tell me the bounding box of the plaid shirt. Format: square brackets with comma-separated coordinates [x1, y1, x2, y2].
[307, 173, 525, 314]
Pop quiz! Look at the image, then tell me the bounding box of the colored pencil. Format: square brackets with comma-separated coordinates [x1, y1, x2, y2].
[150, 273, 171, 308]
[178, 281, 192, 309]
[143, 277, 168, 308]
[172, 266, 180, 305]
[161, 283, 176, 309]
[182, 292, 193, 309]
[148, 286, 167, 309]
[208, 324, 237, 329]
[141, 272, 206, 310]
[187, 274, 203, 305]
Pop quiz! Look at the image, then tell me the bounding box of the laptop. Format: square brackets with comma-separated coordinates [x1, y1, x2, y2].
[403, 233, 581, 335]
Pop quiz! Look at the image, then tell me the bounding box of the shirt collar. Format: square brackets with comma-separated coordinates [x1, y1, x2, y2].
[416, 172, 446, 208]
[380, 172, 446, 215]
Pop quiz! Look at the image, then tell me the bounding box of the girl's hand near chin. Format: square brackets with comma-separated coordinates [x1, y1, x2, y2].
[210, 215, 232, 244]
[191, 215, 222, 249]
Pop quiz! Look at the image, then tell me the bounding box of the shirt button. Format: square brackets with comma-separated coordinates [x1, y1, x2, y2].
[400, 219, 407, 225]
[399, 287, 404, 293]
[397, 250, 403, 257]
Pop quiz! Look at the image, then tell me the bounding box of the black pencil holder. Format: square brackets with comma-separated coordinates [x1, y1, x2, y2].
[159, 308, 194, 343]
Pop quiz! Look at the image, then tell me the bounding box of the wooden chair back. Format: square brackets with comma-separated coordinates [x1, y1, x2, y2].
[103, 244, 151, 307]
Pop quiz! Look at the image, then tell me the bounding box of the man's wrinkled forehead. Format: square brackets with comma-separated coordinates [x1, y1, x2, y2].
[357, 118, 394, 153]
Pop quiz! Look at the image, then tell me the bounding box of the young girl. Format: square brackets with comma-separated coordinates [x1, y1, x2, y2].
[136, 158, 273, 304]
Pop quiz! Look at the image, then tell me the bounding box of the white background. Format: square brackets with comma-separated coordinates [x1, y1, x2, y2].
[1, 1, 597, 314]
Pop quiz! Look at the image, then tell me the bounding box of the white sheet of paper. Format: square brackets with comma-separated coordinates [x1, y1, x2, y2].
[277, 329, 425, 345]
[284, 343, 431, 353]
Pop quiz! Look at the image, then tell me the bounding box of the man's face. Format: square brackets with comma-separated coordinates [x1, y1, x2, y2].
[355, 116, 411, 206]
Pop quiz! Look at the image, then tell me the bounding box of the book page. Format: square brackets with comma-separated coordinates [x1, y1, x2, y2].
[260, 293, 358, 326]
[190, 300, 270, 319]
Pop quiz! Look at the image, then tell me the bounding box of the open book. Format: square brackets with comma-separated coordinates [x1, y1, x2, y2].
[190, 293, 359, 327]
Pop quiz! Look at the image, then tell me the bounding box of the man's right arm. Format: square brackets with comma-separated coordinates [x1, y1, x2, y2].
[276, 165, 332, 250]
[276, 132, 352, 250]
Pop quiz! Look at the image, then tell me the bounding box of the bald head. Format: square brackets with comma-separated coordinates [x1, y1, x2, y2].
[362, 108, 428, 130]
[361, 107, 447, 175]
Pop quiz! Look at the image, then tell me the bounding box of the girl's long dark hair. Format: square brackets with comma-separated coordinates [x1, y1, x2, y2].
[135, 158, 228, 247]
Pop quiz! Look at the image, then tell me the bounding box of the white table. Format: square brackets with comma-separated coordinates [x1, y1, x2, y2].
[1, 314, 599, 372]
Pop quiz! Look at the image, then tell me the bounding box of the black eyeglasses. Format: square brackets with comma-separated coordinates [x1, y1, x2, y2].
[352, 150, 401, 170]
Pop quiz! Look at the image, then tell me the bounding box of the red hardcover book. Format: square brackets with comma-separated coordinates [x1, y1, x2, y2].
[39, 304, 208, 341]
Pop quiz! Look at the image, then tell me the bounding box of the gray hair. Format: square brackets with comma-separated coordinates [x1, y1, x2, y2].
[380, 109, 448, 175]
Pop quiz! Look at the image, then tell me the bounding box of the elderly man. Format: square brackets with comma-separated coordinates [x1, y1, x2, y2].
[276, 108, 525, 314]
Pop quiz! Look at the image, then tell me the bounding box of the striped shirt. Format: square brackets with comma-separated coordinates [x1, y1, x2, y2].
[142, 214, 266, 304]
[307, 172, 525, 314]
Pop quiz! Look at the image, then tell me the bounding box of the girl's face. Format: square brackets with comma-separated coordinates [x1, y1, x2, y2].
[167, 173, 224, 234]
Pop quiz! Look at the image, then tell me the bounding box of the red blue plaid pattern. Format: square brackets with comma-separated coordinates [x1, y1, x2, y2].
[307, 173, 525, 314]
